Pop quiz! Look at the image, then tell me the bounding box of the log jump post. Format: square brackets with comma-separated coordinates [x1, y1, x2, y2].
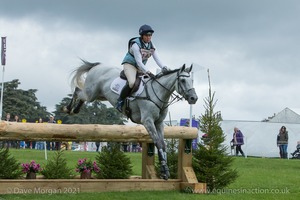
[0, 121, 206, 194]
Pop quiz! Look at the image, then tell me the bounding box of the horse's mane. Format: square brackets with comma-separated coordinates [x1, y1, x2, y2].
[155, 68, 180, 79]
[164, 68, 180, 74]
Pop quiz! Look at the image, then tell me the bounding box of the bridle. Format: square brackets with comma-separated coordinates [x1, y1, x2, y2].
[136, 69, 194, 112]
[176, 72, 195, 101]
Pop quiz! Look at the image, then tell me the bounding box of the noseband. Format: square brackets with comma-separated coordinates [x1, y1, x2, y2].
[176, 71, 195, 100]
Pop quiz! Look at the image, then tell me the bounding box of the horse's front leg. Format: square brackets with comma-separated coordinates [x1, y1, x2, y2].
[155, 122, 170, 180]
[143, 119, 170, 180]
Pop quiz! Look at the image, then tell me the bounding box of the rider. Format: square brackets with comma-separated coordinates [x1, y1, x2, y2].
[116, 24, 168, 112]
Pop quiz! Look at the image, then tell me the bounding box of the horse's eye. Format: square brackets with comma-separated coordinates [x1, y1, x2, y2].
[181, 79, 186, 83]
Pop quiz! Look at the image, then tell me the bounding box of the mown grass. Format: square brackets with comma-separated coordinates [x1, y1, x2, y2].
[4, 149, 142, 177]
[0, 149, 300, 200]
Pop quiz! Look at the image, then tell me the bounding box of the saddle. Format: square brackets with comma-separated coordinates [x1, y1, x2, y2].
[119, 70, 143, 93]
[119, 70, 147, 123]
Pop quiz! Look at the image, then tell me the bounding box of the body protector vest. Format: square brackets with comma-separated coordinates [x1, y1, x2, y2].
[122, 37, 155, 68]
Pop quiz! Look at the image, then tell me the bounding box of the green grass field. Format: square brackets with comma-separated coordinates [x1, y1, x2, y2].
[0, 149, 299, 200]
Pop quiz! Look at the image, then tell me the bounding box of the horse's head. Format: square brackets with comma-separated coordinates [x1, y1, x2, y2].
[175, 64, 198, 104]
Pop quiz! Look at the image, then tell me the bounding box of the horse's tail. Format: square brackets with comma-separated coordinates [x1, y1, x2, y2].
[71, 60, 100, 90]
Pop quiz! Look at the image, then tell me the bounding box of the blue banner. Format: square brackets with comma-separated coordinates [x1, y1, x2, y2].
[180, 118, 199, 149]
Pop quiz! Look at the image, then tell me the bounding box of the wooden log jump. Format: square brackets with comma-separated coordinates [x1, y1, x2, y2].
[0, 121, 197, 142]
[0, 121, 206, 194]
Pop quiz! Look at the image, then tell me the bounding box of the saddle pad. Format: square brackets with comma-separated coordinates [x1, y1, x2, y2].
[110, 77, 145, 97]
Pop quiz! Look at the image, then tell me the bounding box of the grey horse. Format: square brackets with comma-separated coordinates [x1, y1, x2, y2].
[63, 61, 198, 180]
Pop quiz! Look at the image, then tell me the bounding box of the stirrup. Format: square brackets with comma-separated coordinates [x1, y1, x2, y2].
[115, 100, 124, 112]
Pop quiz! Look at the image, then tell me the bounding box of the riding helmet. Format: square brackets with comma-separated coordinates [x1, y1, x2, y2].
[139, 24, 154, 35]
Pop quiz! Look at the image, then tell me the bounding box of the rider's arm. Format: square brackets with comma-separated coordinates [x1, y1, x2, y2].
[152, 47, 165, 69]
[131, 43, 149, 73]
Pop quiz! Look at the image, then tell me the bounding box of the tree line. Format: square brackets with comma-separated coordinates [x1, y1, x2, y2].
[1, 79, 127, 124]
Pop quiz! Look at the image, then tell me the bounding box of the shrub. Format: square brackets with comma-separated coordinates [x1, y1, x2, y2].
[95, 143, 132, 179]
[0, 147, 23, 179]
[41, 150, 74, 179]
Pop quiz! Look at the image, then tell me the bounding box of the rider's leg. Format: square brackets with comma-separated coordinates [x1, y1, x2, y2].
[124, 63, 137, 89]
[116, 64, 137, 112]
[116, 83, 132, 112]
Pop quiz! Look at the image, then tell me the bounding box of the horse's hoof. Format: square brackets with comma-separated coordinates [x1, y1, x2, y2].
[160, 174, 169, 180]
[160, 164, 170, 180]
[61, 106, 70, 114]
[166, 170, 170, 178]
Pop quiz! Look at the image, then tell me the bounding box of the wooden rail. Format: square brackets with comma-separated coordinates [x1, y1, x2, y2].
[0, 121, 197, 142]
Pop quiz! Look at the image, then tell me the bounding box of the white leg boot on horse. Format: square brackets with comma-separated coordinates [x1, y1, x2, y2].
[158, 148, 170, 180]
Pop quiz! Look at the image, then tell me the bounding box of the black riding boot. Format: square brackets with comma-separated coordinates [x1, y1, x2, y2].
[115, 84, 132, 112]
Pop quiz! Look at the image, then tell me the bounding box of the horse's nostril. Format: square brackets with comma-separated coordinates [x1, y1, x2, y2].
[189, 96, 198, 104]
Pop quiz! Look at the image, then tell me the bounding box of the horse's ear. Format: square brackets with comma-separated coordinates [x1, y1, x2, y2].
[181, 64, 186, 72]
[189, 64, 193, 73]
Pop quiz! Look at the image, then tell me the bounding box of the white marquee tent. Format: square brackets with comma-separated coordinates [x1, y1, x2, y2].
[221, 120, 300, 157]
[220, 108, 300, 158]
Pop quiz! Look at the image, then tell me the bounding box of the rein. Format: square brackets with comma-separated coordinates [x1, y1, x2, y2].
[135, 70, 188, 112]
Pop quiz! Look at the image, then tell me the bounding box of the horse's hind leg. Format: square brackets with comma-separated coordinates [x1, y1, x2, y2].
[72, 100, 84, 114]
[62, 87, 81, 114]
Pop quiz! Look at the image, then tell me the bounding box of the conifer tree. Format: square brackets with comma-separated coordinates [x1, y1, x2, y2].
[0, 147, 23, 179]
[193, 69, 238, 192]
[41, 150, 74, 179]
[95, 143, 132, 179]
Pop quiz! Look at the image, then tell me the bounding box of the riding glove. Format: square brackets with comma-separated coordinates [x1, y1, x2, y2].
[147, 71, 155, 78]
[161, 66, 169, 74]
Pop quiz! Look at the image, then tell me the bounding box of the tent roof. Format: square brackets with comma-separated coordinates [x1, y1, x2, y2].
[268, 107, 300, 124]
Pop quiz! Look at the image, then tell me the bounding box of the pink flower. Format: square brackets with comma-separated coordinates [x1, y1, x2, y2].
[76, 158, 101, 174]
[21, 160, 41, 173]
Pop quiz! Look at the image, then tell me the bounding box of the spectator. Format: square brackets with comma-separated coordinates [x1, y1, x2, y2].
[46, 115, 56, 150]
[13, 115, 21, 149]
[122, 142, 129, 152]
[36, 117, 45, 150]
[95, 142, 100, 152]
[3, 113, 11, 148]
[277, 126, 288, 159]
[5, 113, 10, 121]
[232, 127, 245, 157]
[132, 142, 138, 152]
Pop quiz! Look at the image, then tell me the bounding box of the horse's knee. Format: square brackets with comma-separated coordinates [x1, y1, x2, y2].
[156, 140, 165, 150]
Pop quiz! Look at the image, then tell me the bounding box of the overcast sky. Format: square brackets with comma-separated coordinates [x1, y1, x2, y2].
[1, 0, 300, 123]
